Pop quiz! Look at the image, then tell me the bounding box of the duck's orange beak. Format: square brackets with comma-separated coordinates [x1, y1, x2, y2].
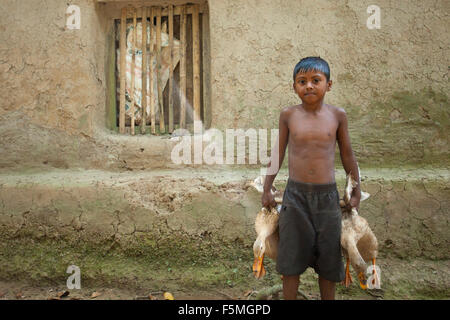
[252, 254, 266, 279]
[358, 272, 367, 290]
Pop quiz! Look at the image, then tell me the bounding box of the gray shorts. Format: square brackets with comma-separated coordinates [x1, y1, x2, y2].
[276, 178, 345, 282]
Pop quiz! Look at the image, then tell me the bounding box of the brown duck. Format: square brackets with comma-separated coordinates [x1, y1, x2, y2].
[251, 176, 283, 279]
[340, 172, 379, 289]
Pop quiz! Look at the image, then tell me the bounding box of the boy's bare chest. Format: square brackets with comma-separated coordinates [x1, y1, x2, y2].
[288, 112, 338, 145]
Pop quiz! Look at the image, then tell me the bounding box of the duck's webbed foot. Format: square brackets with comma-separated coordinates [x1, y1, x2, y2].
[369, 258, 380, 289]
[342, 259, 353, 287]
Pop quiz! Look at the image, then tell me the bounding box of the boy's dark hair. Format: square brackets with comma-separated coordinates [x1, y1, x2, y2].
[293, 56, 330, 82]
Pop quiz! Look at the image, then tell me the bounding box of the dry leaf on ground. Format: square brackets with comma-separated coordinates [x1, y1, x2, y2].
[163, 292, 174, 300]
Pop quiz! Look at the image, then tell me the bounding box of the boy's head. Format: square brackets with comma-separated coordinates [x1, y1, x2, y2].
[293, 56, 330, 82]
[292, 57, 332, 104]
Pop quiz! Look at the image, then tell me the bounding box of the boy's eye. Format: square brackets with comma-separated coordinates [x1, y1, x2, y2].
[299, 80, 306, 84]
[314, 78, 320, 83]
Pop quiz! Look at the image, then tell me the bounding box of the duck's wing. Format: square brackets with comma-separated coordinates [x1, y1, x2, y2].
[361, 191, 370, 202]
[344, 173, 353, 204]
[273, 190, 283, 203]
[251, 176, 264, 193]
[254, 208, 266, 235]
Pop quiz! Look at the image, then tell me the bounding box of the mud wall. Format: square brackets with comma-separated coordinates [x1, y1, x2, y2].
[207, 0, 450, 166]
[0, 171, 448, 264]
[0, 0, 109, 171]
[0, 0, 448, 171]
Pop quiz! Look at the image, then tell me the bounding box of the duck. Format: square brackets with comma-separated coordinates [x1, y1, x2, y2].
[340, 171, 379, 290]
[251, 176, 283, 279]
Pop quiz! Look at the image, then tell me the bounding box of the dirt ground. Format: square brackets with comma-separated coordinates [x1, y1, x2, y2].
[1, 255, 448, 300]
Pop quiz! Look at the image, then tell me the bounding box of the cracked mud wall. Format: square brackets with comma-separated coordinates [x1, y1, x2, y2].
[0, 168, 448, 292]
[0, 0, 449, 171]
[0, 173, 448, 261]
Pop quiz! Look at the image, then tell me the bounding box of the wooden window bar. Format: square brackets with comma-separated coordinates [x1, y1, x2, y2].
[116, 4, 207, 135]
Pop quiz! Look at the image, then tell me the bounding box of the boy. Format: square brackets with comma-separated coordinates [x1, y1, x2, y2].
[262, 57, 361, 300]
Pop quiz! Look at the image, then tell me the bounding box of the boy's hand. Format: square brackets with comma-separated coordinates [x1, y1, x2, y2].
[262, 190, 277, 209]
[348, 189, 361, 212]
[348, 195, 360, 212]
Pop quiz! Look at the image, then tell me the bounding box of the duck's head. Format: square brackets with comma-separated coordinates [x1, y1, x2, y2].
[252, 236, 267, 279]
[253, 234, 266, 257]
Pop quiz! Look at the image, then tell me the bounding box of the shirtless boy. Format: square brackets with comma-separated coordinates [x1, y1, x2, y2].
[262, 57, 361, 300]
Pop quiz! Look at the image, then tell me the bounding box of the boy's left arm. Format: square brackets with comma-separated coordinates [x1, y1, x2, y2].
[336, 108, 361, 211]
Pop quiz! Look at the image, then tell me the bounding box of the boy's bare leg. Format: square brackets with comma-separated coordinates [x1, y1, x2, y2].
[283, 275, 300, 300]
[318, 276, 336, 300]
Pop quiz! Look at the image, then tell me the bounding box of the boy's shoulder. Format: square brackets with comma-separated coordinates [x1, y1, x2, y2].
[279, 105, 298, 123]
[323, 104, 349, 125]
[327, 104, 344, 112]
[280, 104, 296, 113]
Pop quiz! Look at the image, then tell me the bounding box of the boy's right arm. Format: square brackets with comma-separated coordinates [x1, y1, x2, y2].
[262, 108, 290, 208]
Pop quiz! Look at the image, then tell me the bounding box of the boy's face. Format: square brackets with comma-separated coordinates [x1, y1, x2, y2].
[293, 70, 332, 105]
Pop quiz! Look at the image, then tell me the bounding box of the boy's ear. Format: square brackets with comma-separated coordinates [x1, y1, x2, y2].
[327, 79, 333, 91]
